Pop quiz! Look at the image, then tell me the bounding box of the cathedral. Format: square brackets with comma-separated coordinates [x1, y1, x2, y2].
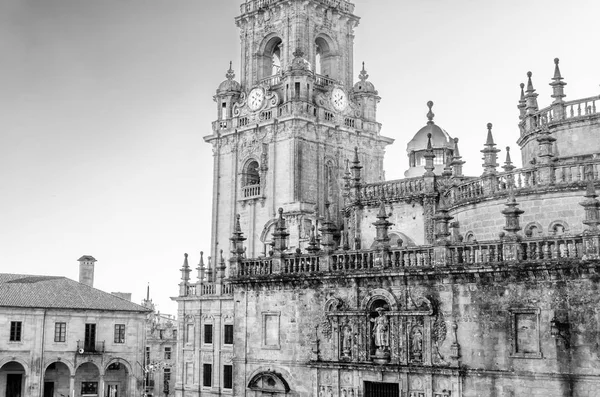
[174, 0, 600, 396]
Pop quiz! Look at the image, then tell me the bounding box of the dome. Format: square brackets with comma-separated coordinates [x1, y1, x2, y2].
[216, 62, 241, 94]
[217, 78, 241, 93]
[406, 101, 454, 152]
[353, 62, 378, 94]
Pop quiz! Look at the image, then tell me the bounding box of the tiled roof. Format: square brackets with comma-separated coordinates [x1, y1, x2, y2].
[0, 273, 150, 312]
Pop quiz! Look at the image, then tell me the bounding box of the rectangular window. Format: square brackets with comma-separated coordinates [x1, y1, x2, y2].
[163, 368, 171, 382]
[204, 324, 213, 344]
[81, 382, 98, 394]
[9, 321, 22, 342]
[224, 324, 234, 345]
[203, 364, 212, 387]
[164, 346, 172, 360]
[54, 322, 66, 342]
[84, 323, 96, 351]
[295, 82, 301, 98]
[114, 324, 125, 344]
[223, 365, 233, 389]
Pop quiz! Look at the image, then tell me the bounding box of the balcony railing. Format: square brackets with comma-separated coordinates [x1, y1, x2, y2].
[242, 184, 261, 199]
[235, 234, 589, 278]
[77, 340, 105, 354]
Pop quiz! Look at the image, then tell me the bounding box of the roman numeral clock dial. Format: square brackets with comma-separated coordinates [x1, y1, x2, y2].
[248, 87, 265, 111]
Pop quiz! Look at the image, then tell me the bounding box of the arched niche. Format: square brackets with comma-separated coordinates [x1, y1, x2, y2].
[360, 288, 398, 311]
[258, 35, 283, 81]
[248, 371, 290, 395]
[314, 34, 338, 79]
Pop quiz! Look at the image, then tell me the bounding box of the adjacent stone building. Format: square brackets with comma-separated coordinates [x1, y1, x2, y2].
[0, 256, 149, 397]
[175, 0, 600, 396]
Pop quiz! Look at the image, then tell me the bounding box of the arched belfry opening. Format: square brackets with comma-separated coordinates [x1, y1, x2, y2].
[259, 36, 283, 81]
[243, 160, 260, 187]
[315, 36, 337, 79]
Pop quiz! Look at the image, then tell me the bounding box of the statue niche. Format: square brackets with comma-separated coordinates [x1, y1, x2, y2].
[369, 299, 391, 364]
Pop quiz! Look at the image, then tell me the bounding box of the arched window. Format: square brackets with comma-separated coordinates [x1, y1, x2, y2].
[550, 221, 568, 236]
[315, 36, 336, 79]
[259, 37, 283, 81]
[248, 372, 290, 395]
[243, 160, 260, 187]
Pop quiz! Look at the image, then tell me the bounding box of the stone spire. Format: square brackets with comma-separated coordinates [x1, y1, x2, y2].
[272, 208, 290, 254]
[372, 201, 392, 249]
[350, 147, 362, 186]
[517, 83, 527, 120]
[450, 138, 465, 177]
[550, 58, 567, 104]
[525, 72, 539, 114]
[230, 214, 247, 258]
[423, 133, 435, 176]
[197, 251, 205, 283]
[580, 179, 600, 232]
[481, 123, 500, 175]
[502, 147, 516, 172]
[502, 190, 524, 237]
[179, 253, 191, 296]
[319, 202, 338, 253]
[536, 125, 556, 167]
[306, 225, 321, 254]
[216, 250, 226, 283]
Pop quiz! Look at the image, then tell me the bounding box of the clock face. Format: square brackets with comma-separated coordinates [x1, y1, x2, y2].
[248, 87, 265, 111]
[331, 87, 347, 111]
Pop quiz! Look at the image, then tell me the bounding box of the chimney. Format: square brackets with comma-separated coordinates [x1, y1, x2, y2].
[78, 255, 97, 287]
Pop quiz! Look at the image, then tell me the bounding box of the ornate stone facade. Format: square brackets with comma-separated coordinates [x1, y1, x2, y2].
[175, 0, 600, 396]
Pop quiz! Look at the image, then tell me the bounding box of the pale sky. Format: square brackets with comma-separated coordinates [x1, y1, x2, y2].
[1, 0, 599, 314]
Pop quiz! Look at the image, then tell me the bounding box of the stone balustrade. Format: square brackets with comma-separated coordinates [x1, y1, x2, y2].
[232, 234, 593, 279]
[356, 177, 426, 204]
[532, 96, 599, 130]
[241, 0, 355, 14]
[445, 159, 600, 207]
[242, 184, 261, 199]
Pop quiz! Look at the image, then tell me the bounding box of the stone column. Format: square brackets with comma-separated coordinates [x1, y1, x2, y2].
[580, 179, 600, 259]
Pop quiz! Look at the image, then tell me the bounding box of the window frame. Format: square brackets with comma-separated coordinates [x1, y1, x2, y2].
[509, 308, 543, 359]
[223, 364, 233, 389]
[114, 324, 126, 344]
[164, 346, 172, 360]
[54, 322, 67, 343]
[223, 324, 234, 345]
[9, 321, 22, 342]
[262, 312, 281, 349]
[203, 324, 213, 345]
[202, 363, 212, 388]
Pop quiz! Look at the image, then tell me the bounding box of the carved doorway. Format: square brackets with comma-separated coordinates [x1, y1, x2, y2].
[364, 381, 400, 397]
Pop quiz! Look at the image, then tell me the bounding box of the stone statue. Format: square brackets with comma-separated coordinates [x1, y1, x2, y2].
[412, 327, 423, 353]
[371, 308, 389, 349]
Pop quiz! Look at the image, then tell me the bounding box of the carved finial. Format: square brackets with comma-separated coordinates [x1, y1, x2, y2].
[427, 101, 435, 124]
[359, 61, 369, 82]
[225, 61, 235, 80]
[278, 207, 284, 219]
[550, 57, 567, 103]
[293, 47, 305, 58]
[353, 146, 359, 163]
[426, 133, 433, 150]
[453, 138, 461, 157]
[235, 214, 242, 232]
[199, 251, 204, 266]
[553, 58, 562, 80]
[503, 146, 516, 172]
[377, 200, 387, 218]
[526, 71, 534, 92]
[518, 82, 527, 119]
[486, 123, 494, 145]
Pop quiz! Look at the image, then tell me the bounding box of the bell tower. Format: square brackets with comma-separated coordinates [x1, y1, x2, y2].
[205, 0, 393, 264]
